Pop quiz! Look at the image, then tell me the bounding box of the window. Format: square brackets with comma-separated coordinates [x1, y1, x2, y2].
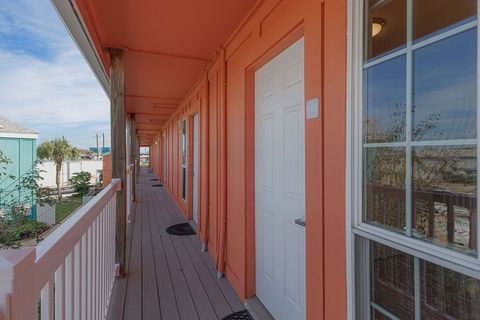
[350, 0, 479, 319]
[181, 119, 187, 202]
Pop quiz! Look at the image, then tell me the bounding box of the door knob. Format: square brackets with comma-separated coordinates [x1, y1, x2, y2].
[294, 218, 306, 227]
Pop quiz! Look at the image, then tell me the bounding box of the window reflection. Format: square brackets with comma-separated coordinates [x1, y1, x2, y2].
[369, 241, 480, 320]
[371, 242, 415, 320]
[371, 310, 392, 320]
[421, 261, 480, 319]
[413, 29, 477, 141]
[181, 119, 187, 201]
[364, 148, 406, 232]
[414, 0, 477, 41]
[364, 56, 406, 143]
[365, 0, 406, 60]
[412, 146, 477, 255]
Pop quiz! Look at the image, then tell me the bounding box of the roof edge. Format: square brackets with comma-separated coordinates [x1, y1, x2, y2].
[0, 133, 39, 140]
[50, 0, 110, 98]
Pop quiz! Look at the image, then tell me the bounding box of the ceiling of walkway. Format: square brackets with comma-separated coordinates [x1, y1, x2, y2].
[75, 0, 257, 145]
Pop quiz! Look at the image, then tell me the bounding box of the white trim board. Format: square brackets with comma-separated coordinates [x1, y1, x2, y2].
[0, 133, 38, 140]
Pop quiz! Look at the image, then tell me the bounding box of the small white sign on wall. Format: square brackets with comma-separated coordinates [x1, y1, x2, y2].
[306, 98, 319, 119]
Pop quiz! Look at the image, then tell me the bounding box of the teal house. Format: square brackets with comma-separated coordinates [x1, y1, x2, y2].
[0, 115, 38, 219]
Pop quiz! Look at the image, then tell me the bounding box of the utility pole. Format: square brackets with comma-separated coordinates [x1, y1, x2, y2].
[102, 133, 105, 155]
[96, 133, 99, 160]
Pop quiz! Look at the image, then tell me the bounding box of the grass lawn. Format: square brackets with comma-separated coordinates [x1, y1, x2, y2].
[56, 196, 83, 223]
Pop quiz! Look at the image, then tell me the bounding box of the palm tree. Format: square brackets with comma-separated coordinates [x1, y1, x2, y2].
[37, 138, 79, 201]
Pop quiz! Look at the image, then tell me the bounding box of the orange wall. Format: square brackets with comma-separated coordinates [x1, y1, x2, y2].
[150, 0, 347, 318]
[102, 154, 112, 188]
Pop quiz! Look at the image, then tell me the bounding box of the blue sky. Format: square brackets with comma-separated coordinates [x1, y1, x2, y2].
[0, 0, 110, 149]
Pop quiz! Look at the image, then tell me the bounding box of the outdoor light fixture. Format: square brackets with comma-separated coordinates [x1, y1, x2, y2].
[372, 18, 385, 37]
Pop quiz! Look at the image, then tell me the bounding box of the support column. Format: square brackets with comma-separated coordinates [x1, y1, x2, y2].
[130, 115, 137, 202]
[109, 48, 127, 277]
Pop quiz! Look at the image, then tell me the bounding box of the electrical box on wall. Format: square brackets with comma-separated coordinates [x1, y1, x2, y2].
[306, 98, 319, 119]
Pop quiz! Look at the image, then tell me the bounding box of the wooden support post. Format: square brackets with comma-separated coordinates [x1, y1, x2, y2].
[109, 48, 127, 277]
[130, 116, 137, 202]
[217, 48, 227, 278]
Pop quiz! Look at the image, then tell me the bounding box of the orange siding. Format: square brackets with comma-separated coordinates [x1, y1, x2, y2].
[102, 154, 112, 188]
[151, 0, 347, 318]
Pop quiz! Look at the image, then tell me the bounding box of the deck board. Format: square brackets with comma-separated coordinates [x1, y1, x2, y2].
[107, 170, 243, 320]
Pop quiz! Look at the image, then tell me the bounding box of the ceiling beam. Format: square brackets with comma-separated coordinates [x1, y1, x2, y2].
[126, 94, 182, 101]
[103, 45, 212, 63]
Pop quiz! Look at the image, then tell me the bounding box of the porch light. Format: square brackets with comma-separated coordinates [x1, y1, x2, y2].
[372, 18, 385, 37]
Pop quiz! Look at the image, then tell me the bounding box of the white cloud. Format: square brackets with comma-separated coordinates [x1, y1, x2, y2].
[0, 0, 110, 149]
[0, 0, 68, 47]
[0, 48, 109, 124]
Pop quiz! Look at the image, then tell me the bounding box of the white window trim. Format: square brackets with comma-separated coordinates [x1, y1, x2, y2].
[346, 0, 480, 319]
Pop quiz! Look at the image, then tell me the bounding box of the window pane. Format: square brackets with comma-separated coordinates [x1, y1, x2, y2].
[370, 242, 415, 320]
[364, 147, 406, 232]
[364, 55, 406, 143]
[371, 309, 392, 320]
[421, 261, 480, 319]
[181, 120, 187, 165]
[412, 146, 477, 255]
[413, 29, 477, 141]
[182, 167, 186, 200]
[414, 0, 477, 41]
[365, 241, 480, 320]
[365, 0, 407, 60]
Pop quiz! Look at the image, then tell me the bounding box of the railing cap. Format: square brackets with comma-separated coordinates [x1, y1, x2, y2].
[0, 248, 35, 283]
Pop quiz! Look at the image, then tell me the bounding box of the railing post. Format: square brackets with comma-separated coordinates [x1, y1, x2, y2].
[0, 248, 37, 320]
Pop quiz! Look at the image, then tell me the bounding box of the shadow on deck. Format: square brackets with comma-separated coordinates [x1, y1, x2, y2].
[107, 170, 244, 320]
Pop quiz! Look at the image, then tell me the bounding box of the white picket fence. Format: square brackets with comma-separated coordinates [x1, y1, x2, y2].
[0, 179, 121, 320]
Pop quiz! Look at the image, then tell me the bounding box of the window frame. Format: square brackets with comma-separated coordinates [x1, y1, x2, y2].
[180, 118, 187, 202]
[346, 0, 480, 318]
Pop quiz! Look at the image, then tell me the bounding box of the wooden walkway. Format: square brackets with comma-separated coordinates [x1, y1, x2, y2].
[107, 170, 244, 320]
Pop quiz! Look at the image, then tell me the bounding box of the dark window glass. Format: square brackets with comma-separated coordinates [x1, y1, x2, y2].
[181, 120, 187, 166]
[413, 29, 477, 141]
[368, 241, 480, 320]
[364, 55, 406, 143]
[421, 261, 480, 319]
[414, 0, 477, 41]
[370, 241, 415, 319]
[182, 167, 186, 201]
[363, 148, 406, 232]
[413, 146, 477, 255]
[365, 0, 407, 60]
[371, 309, 392, 320]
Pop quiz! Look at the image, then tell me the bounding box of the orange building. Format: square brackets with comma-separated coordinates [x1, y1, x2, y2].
[49, 0, 480, 319]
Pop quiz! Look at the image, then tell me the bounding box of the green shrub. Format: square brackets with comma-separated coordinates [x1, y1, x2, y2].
[70, 171, 92, 197]
[0, 208, 49, 249]
[0, 152, 53, 248]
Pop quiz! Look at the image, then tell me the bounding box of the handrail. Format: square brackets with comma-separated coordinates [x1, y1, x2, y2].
[0, 179, 121, 320]
[34, 179, 120, 292]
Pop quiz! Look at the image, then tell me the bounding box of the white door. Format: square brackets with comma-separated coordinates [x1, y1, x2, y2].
[255, 38, 306, 320]
[192, 113, 200, 224]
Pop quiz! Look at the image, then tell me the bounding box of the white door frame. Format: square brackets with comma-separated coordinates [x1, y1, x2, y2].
[192, 113, 200, 224]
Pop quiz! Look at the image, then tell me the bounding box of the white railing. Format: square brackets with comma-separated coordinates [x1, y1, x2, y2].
[126, 164, 134, 223]
[0, 179, 121, 320]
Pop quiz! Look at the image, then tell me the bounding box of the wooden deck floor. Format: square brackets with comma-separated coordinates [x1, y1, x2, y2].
[107, 170, 244, 320]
